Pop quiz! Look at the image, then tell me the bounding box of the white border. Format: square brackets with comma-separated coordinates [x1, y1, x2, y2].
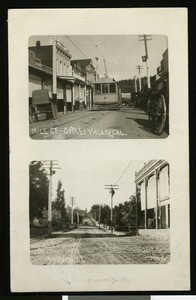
[9, 8, 189, 292]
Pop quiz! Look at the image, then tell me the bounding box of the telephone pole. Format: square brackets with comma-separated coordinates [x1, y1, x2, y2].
[104, 184, 119, 234]
[136, 65, 143, 91]
[43, 160, 61, 237]
[134, 76, 138, 93]
[77, 209, 79, 227]
[70, 196, 75, 225]
[139, 34, 152, 88]
[99, 204, 101, 228]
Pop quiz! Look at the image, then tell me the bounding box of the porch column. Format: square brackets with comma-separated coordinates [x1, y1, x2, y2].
[144, 178, 148, 229]
[135, 183, 138, 234]
[52, 36, 57, 111]
[79, 84, 81, 99]
[84, 85, 87, 106]
[72, 83, 74, 112]
[90, 88, 92, 109]
[155, 169, 159, 230]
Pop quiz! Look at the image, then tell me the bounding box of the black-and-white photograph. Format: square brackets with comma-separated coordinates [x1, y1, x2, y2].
[10, 8, 189, 292]
[29, 35, 169, 139]
[30, 160, 170, 265]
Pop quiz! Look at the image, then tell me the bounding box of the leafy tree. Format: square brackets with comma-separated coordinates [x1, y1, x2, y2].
[113, 195, 140, 231]
[52, 180, 66, 218]
[29, 161, 49, 222]
[90, 204, 111, 226]
[52, 180, 71, 229]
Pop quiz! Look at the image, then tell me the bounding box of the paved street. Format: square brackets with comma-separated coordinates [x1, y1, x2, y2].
[30, 220, 170, 265]
[30, 107, 168, 139]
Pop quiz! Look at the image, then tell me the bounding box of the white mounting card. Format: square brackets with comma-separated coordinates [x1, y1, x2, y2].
[9, 8, 189, 292]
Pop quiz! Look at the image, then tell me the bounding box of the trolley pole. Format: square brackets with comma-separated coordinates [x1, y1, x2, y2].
[136, 65, 143, 91]
[104, 184, 119, 234]
[139, 34, 152, 88]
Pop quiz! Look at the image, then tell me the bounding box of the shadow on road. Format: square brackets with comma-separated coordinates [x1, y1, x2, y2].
[120, 108, 148, 116]
[126, 117, 152, 133]
[51, 233, 115, 238]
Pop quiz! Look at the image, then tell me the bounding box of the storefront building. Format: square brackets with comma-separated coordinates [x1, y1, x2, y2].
[29, 40, 74, 112]
[71, 59, 96, 109]
[135, 160, 170, 231]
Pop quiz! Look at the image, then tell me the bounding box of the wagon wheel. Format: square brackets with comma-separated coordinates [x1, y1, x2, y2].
[153, 94, 167, 135]
[51, 103, 57, 119]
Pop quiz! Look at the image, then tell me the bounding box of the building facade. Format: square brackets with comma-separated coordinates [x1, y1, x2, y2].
[29, 41, 97, 114]
[29, 40, 74, 112]
[135, 160, 170, 231]
[29, 49, 53, 104]
[71, 59, 96, 109]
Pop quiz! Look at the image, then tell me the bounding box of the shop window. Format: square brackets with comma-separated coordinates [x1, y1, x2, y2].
[139, 210, 145, 229]
[161, 205, 167, 228]
[95, 84, 101, 94]
[102, 83, 109, 94]
[159, 165, 169, 199]
[109, 83, 116, 93]
[147, 208, 156, 229]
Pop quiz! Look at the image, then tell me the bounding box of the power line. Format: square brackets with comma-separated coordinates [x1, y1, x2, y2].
[104, 184, 119, 234]
[107, 60, 135, 72]
[103, 160, 133, 205]
[66, 36, 89, 59]
[115, 160, 133, 185]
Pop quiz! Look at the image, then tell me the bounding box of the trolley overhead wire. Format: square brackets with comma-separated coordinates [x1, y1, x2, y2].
[65, 36, 89, 59]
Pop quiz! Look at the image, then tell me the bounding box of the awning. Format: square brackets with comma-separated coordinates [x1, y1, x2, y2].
[58, 76, 75, 83]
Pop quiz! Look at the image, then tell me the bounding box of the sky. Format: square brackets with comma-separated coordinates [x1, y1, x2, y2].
[29, 35, 168, 81]
[44, 160, 146, 211]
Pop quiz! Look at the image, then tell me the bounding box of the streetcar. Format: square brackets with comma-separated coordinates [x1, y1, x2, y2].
[92, 77, 122, 110]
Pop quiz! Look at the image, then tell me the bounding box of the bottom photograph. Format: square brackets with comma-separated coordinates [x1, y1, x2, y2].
[29, 159, 170, 265]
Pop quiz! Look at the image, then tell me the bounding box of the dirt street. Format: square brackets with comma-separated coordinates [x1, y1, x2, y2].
[30, 225, 170, 265]
[30, 107, 168, 140]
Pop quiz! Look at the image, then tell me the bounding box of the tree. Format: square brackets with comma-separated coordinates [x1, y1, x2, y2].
[52, 180, 71, 229]
[90, 204, 111, 226]
[52, 180, 66, 218]
[29, 161, 49, 222]
[113, 195, 139, 232]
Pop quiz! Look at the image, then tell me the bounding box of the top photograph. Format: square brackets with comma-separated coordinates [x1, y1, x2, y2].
[29, 35, 169, 140]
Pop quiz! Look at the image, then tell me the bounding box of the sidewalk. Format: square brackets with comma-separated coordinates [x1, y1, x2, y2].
[29, 110, 90, 137]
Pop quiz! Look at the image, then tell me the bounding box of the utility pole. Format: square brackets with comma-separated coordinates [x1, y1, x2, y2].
[139, 34, 152, 88]
[70, 197, 75, 225]
[134, 76, 138, 93]
[136, 65, 143, 91]
[104, 184, 119, 234]
[95, 57, 99, 81]
[77, 209, 79, 227]
[43, 160, 61, 237]
[99, 204, 101, 228]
